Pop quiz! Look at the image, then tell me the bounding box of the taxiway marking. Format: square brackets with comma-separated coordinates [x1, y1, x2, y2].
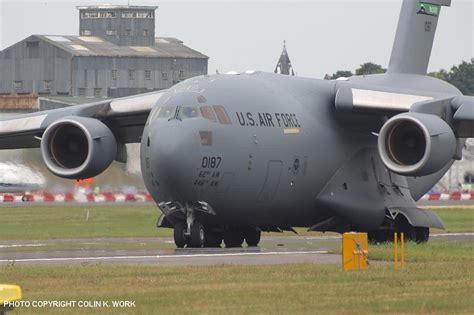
[431, 233, 474, 237]
[0, 250, 329, 263]
[0, 244, 48, 249]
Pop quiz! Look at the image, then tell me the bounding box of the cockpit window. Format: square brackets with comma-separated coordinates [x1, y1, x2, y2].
[147, 106, 162, 125]
[158, 107, 175, 119]
[200, 106, 217, 122]
[149, 106, 200, 121]
[181, 107, 199, 118]
[213, 105, 232, 125]
[149, 105, 229, 123]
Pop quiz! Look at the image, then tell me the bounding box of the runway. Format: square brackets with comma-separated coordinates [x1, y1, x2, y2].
[1, 233, 472, 266]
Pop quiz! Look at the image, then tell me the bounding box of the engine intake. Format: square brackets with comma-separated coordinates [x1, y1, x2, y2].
[378, 113, 456, 176]
[40, 117, 117, 179]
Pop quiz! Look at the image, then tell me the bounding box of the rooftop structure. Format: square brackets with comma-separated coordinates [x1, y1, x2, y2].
[77, 5, 158, 46]
[0, 5, 208, 99]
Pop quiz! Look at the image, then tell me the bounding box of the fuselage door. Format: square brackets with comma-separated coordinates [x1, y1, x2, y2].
[257, 160, 283, 203]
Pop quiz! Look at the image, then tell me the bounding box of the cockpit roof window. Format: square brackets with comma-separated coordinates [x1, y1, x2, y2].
[200, 106, 217, 122]
[213, 105, 232, 125]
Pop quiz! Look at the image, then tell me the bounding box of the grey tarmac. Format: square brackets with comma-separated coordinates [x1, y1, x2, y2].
[0, 233, 472, 266]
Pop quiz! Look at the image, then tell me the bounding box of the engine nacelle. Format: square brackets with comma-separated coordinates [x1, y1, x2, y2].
[378, 112, 456, 176]
[40, 116, 117, 179]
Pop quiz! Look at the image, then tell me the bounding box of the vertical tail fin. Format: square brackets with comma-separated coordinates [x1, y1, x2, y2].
[387, 0, 451, 75]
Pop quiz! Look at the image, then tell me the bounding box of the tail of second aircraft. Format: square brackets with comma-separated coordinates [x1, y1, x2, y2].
[387, 0, 452, 75]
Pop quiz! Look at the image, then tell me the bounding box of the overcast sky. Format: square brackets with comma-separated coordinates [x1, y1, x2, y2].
[0, 0, 472, 79]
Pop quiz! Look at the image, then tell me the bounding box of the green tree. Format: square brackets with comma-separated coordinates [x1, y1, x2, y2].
[429, 59, 474, 95]
[446, 59, 474, 95]
[331, 70, 353, 80]
[355, 62, 386, 76]
[428, 69, 448, 81]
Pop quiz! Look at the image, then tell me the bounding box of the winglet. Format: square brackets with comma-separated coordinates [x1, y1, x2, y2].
[387, 0, 452, 75]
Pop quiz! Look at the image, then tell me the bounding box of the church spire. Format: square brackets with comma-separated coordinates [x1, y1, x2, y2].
[274, 40, 295, 76]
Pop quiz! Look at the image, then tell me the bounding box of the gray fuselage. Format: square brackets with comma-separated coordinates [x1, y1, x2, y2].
[140, 72, 459, 230]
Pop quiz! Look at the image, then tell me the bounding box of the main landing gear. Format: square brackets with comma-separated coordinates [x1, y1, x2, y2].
[173, 223, 261, 248]
[368, 226, 430, 244]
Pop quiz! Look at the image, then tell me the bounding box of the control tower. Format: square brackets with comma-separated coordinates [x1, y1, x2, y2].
[77, 5, 158, 46]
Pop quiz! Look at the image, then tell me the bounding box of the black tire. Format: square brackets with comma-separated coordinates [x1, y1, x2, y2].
[173, 222, 187, 248]
[224, 229, 244, 248]
[244, 229, 261, 247]
[204, 228, 223, 248]
[415, 227, 429, 243]
[368, 230, 391, 244]
[190, 222, 205, 248]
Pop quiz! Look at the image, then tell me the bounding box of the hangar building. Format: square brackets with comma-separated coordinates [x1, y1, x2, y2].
[0, 5, 208, 99]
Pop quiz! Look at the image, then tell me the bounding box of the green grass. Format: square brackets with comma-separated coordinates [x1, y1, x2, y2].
[1, 240, 473, 314]
[0, 206, 472, 240]
[369, 239, 474, 262]
[1, 207, 473, 313]
[426, 207, 474, 233]
[0, 206, 168, 240]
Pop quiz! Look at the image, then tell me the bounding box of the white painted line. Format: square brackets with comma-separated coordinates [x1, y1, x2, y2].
[159, 250, 329, 259]
[0, 243, 48, 249]
[0, 256, 158, 263]
[0, 250, 330, 263]
[432, 233, 474, 237]
[301, 236, 341, 240]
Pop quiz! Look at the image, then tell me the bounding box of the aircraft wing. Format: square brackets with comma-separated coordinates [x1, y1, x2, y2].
[0, 90, 165, 149]
[335, 85, 474, 137]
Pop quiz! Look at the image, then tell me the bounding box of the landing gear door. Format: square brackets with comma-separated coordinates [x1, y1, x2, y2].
[257, 160, 282, 203]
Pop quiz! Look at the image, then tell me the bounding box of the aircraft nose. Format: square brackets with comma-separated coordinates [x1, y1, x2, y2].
[149, 126, 198, 200]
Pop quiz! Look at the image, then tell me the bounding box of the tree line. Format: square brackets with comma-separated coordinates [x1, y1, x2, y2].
[326, 59, 474, 96]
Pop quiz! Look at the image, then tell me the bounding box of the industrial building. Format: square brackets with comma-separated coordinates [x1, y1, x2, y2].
[0, 5, 208, 100]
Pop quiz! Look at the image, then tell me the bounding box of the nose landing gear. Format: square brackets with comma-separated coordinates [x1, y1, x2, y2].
[168, 202, 262, 248]
[172, 223, 262, 248]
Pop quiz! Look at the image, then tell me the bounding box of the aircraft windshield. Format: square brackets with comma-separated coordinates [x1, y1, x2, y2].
[149, 106, 200, 121]
[148, 105, 232, 124]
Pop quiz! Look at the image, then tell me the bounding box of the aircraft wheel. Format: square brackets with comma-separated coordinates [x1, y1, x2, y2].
[189, 222, 205, 248]
[173, 222, 187, 248]
[414, 227, 429, 243]
[244, 229, 261, 247]
[368, 230, 391, 244]
[204, 228, 223, 248]
[224, 229, 244, 248]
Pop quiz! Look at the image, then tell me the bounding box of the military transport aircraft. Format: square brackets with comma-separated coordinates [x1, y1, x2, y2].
[0, 0, 472, 247]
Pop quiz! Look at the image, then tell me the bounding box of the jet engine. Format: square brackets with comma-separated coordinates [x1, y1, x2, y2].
[378, 112, 456, 176]
[40, 116, 117, 179]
